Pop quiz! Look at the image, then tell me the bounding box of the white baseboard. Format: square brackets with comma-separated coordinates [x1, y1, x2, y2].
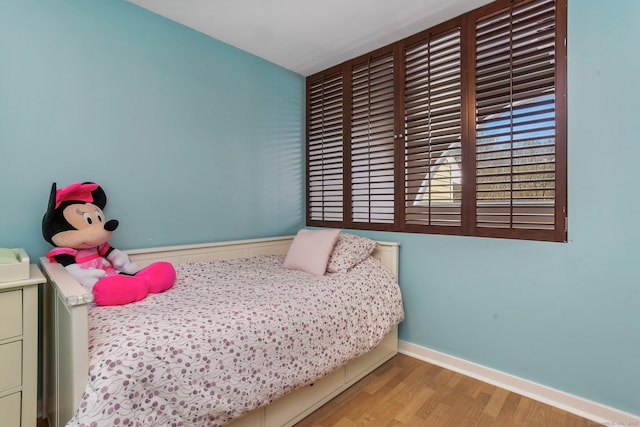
[398, 340, 640, 426]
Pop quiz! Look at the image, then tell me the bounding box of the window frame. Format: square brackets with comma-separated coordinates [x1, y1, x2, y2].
[306, 0, 567, 242]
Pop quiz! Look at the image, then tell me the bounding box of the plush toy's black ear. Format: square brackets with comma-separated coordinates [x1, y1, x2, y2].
[85, 181, 108, 209]
[42, 182, 58, 245]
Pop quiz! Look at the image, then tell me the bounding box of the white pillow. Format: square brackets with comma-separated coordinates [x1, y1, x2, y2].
[283, 229, 341, 275]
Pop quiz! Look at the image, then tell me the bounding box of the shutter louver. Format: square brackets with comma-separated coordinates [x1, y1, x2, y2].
[404, 28, 462, 228]
[351, 52, 395, 224]
[308, 72, 344, 223]
[475, 0, 557, 231]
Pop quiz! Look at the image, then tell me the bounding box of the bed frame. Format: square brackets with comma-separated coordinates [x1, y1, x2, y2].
[41, 235, 400, 427]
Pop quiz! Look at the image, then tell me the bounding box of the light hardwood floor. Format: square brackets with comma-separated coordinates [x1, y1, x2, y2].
[295, 354, 603, 427]
[37, 354, 604, 427]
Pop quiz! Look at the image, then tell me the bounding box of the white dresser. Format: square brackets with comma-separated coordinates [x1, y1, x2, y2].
[0, 265, 44, 427]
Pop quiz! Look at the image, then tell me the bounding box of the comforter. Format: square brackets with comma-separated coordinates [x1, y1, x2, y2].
[68, 255, 404, 427]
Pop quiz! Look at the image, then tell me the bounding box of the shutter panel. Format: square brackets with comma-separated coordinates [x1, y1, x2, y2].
[307, 72, 344, 223]
[404, 27, 462, 228]
[475, 0, 558, 231]
[351, 51, 395, 224]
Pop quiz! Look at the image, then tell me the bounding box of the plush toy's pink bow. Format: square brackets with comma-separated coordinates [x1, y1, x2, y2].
[55, 182, 98, 208]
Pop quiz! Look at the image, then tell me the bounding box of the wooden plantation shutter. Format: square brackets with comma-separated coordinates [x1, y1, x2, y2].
[404, 26, 463, 230]
[305, 0, 566, 242]
[473, 0, 565, 240]
[307, 70, 344, 224]
[350, 50, 396, 226]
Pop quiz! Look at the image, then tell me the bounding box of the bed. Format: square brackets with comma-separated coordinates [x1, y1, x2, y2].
[41, 234, 403, 427]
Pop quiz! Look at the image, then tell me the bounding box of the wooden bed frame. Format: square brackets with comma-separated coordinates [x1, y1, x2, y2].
[41, 235, 400, 427]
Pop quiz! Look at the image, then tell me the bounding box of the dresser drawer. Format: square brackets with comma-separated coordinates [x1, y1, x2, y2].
[0, 290, 22, 340]
[0, 341, 22, 393]
[0, 391, 21, 427]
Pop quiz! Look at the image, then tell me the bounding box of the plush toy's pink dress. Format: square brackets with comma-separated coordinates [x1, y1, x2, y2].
[47, 243, 118, 275]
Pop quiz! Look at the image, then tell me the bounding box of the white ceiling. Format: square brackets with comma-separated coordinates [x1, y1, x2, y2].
[126, 0, 493, 76]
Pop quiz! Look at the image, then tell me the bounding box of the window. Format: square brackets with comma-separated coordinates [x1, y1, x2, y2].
[307, 0, 567, 242]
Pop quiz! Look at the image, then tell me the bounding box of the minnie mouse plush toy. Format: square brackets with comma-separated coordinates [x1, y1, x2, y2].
[42, 181, 175, 306]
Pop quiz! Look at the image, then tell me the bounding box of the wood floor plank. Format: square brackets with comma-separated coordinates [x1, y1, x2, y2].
[296, 354, 605, 427]
[483, 386, 510, 418]
[330, 419, 355, 427]
[424, 402, 453, 427]
[393, 385, 435, 424]
[363, 366, 403, 395]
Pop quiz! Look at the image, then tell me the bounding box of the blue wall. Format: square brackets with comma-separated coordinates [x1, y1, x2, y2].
[0, 0, 305, 260]
[353, 0, 640, 416]
[1, 0, 637, 419]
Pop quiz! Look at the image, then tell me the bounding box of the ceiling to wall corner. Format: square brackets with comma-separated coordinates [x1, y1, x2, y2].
[126, 0, 493, 76]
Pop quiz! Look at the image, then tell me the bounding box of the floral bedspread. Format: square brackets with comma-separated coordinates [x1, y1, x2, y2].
[67, 255, 404, 427]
